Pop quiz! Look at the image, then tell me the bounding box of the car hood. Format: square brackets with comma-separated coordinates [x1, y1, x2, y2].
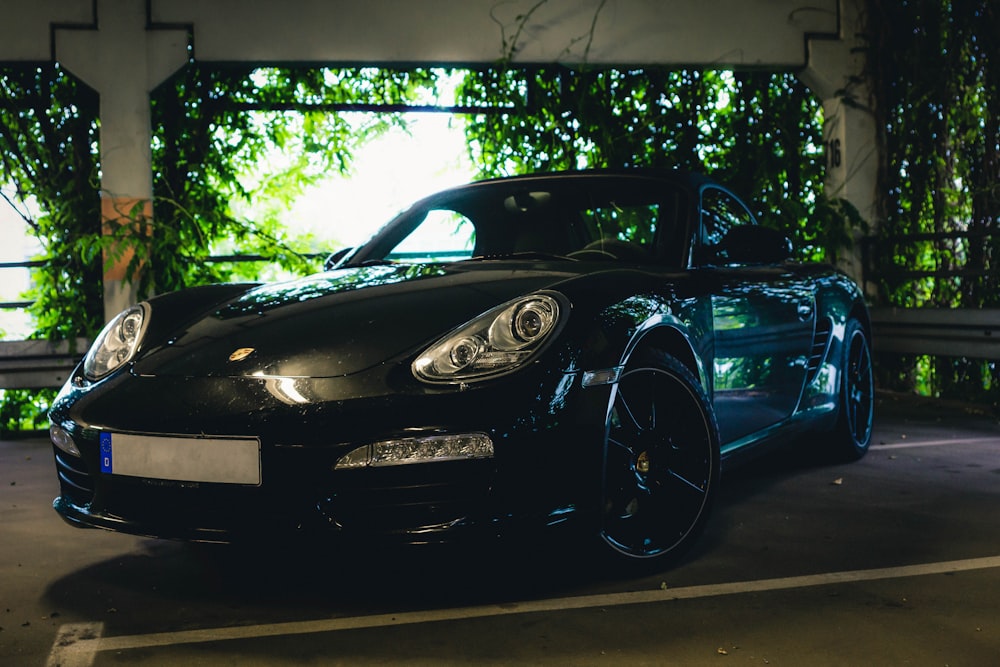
[132, 262, 582, 378]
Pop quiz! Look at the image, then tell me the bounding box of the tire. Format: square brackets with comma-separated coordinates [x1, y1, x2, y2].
[827, 318, 875, 461]
[599, 349, 720, 568]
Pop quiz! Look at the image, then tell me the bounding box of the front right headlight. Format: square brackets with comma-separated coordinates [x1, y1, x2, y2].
[83, 303, 149, 380]
[412, 292, 566, 383]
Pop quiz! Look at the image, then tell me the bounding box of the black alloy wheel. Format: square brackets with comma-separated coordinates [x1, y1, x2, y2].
[600, 350, 720, 566]
[830, 318, 875, 460]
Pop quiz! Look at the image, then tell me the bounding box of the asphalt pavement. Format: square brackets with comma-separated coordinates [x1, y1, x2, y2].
[2, 391, 999, 666]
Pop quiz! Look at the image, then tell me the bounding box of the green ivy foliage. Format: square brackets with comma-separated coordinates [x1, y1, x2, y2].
[0, 64, 103, 343]
[869, 0, 998, 308]
[867, 0, 1000, 402]
[0, 65, 99, 433]
[146, 64, 440, 295]
[458, 66, 859, 263]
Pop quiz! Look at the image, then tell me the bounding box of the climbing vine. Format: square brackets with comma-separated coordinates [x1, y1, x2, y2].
[867, 0, 1000, 402]
[145, 65, 439, 296]
[0, 64, 101, 433]
[458, 65, 851, 263]
[0, 64, 102, 343]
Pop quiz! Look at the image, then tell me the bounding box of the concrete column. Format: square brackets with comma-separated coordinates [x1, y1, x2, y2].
[53, 0, 188, 322]
[799, 0, 878, 289]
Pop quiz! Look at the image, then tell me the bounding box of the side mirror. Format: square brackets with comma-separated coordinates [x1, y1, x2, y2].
[323, 247, 354, 271]
[716, 226, 793, 265]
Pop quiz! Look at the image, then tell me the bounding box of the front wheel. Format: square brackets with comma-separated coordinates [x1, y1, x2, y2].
[599, 350, 720, 568]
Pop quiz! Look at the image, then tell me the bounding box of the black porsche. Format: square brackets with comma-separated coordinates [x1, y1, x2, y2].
[48, 169, 874, 567]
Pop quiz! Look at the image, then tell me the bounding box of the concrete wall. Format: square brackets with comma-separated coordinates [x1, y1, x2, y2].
[5, 0, 839, 67]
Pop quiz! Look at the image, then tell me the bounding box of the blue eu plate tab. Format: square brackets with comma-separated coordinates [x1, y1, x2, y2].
[100, 431, 113, 473]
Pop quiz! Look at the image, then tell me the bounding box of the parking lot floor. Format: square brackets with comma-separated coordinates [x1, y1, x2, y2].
[2, 391, 999, 665]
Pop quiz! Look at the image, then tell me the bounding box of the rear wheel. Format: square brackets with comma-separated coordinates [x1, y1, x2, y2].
[599, 350, 720, 567]
[827, 318, 874, 461]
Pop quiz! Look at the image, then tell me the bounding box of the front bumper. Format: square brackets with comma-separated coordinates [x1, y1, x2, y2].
[53, 449, 499, 544]
[49, 365, 612, 544]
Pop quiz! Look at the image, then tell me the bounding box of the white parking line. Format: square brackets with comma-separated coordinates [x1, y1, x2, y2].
[45, 622, 104, 667]
[49, 554, 1000, 662]
[872, 436, 998, 450]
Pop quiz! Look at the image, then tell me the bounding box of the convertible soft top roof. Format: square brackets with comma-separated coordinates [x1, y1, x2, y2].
[440, 167, 717, 195]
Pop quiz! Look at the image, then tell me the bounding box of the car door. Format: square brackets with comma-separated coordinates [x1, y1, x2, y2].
[696, 187, 815, 446]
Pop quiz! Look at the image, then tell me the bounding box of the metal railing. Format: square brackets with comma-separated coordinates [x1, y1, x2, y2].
[0, 338, 89, 389]
[0, 258, 42, 311]
[870, 308, 1000, 360]
[860, 229, 1000, 358]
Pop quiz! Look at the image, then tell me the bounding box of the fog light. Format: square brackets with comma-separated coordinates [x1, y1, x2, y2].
[49, 423, 80, 457]
[335, 433, 494, 470]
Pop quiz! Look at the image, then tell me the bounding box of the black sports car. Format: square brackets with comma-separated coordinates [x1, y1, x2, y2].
[48, 169, 874, 567]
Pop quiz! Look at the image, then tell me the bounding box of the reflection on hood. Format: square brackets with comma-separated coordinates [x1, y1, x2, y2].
[133, 262, 578, 379]
[219, 264, 450, 318]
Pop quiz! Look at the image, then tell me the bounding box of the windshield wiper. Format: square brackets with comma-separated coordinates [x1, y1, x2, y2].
[466, 252, 575, 262]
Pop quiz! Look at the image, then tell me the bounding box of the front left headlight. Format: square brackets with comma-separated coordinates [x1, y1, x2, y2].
[412, 292, 566, 383]
[83, 303, 149, 380]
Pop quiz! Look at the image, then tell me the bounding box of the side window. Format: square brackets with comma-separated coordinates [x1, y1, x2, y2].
[388, 209, 475, 263]
[699, 189, 756, 265]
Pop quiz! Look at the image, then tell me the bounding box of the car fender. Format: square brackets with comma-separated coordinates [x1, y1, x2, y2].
[621, 315, 709, 391]
[564, 291, 711, 394]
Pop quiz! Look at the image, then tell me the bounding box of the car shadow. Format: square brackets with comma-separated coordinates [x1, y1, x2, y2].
[692, 438, 854, 556]
[718, 437, 849, 505]
[40, 442, 855, 632]
[41, 530, 609, 633]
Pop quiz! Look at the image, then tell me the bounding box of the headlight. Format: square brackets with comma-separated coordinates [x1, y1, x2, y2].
[412, 292, 565, 383]
[83, 303, 149, 380]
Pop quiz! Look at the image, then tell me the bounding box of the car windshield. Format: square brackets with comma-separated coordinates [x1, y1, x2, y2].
[346, 175, 688, 266]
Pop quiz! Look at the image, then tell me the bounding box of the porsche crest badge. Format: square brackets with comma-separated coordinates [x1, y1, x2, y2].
[228, 347, 255, 362]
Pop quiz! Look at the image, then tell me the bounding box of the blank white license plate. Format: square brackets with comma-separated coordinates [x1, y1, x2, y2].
[99, 432, 261, 485]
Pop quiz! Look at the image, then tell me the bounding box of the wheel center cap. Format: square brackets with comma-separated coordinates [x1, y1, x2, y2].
[636, 450, 651, 474]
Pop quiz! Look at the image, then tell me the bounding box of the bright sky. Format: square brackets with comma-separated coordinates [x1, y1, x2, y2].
[0, 192, 42, 338]
[288, 112, 475, 250]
